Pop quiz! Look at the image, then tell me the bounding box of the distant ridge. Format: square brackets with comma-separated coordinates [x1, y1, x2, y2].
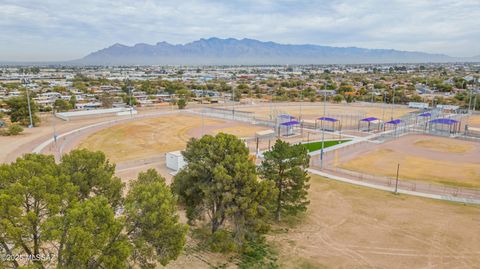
[75, 37, 463, 65]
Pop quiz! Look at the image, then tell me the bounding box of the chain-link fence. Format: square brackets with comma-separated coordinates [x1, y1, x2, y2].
[309, 148, 480, 202]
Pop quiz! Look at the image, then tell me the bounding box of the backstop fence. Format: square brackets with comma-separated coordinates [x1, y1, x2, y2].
[309, 145, 480, 202]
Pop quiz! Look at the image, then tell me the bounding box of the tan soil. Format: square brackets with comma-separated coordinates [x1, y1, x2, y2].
[338, 135, 480, 188]
[274, 175, 480, 269]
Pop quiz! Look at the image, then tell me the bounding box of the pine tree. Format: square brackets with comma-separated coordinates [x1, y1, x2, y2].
[172, 133, 272, 242]
[259, 139, 310, 221]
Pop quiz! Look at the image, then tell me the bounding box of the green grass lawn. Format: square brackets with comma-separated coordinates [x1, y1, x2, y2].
[302, 140, 350, 152]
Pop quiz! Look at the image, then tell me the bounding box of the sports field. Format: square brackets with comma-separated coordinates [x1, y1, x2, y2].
[302, 139, 350, 152]
[470, 114, 480, 127]
[338, 135, 480, 188]
[79, 114, 268, 162]
[240, 103, 416, 120]
[274, 175, 480, 269]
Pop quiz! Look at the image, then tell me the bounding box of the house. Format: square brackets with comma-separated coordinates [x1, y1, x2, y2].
[416, 84, 434, 95]
[0, 88, 7, 100]
[33, 92, 62, 107]
[317, 90, 336, 96]
[6, 91, 22, 99]
[75, 102, 102, 110]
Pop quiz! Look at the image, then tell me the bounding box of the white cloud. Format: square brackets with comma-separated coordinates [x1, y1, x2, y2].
[0, 0, 479, 61]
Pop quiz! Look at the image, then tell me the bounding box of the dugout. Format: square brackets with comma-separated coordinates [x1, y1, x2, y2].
[428, 118, 461, 135]
[278, 120, 301, 136]
[358, 117, 382, 132]
[317, 117, 340, 132]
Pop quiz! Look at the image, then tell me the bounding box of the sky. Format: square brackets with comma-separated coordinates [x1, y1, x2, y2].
[1, 0, 479, 61]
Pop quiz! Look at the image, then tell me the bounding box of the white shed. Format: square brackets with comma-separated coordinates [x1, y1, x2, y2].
[165, 151, 186, 172]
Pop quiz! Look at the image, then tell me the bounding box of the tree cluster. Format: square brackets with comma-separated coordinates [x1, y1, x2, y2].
[172, 134, 310, 253]
[4, 94, 40, 126]
[0, 149, 187, 268]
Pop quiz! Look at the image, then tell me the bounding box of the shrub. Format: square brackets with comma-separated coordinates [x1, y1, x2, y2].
[207, 229, 237, 253]
[8, 124, 23, 135]
[238, 237, 278, 269]
[177, 98, 187, 109]
[0, 124, 24, 136]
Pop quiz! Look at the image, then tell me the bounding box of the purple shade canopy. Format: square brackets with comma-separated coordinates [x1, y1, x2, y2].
[278, 114, 295, 119]
[318, 117, 338, 122]
[360, 117, 379, 122]
[429, 118, 459, 125]
[386, 119, 402, 125]
[280, 120, 300, 126]
[419, 112, 432, 117]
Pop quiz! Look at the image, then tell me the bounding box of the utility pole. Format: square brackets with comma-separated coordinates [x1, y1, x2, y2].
[299, 91, 303, 120]
[23, 78, 34, 128]
[129, 86, 133, 118]
[201, 94, 205, 136]
[382, 90, 386, 123]
[232, 86, 235, 120]
[467, 89, 473, 126]
[52, 108, 57, 143]
[474, 95, 477, 113]
[391, 85, 395, 121]
[270, 89, 273, 120]
[125, 78, 133, 118]
[394, 163, 400, 194]
[320, 82, 327, 169]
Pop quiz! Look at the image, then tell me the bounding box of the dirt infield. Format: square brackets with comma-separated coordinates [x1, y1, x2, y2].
[414, 138, 473, 153]
[470, 115, 480, 127]
[274, 175, 480, 269]
[78, 114, 267, 162]
[240, 102, 416, 120]
[337, 135, 480, 188]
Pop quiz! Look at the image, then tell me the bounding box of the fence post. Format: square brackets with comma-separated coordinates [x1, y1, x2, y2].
[394, 163, 400, 194]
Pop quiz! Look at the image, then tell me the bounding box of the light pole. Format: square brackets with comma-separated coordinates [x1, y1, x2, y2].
[128, 84, 133, 118]
[52, 108, 57, 143]
[320, 82, 327, 170]
[232, 86, 235, 120]
[382, 90, 386, 123]
[23, 78, 34, 128]
[201, 94, 205, 136]
[390, 85, 396, 121]
[299, 91, 303, 120]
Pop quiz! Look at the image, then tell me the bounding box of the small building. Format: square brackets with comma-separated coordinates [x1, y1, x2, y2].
[166, 151, 186, 172]
[408, 102, 429, 109]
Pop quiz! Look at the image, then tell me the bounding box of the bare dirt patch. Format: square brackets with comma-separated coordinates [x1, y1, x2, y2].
[338, 135, 480, 188]
[274, 175, 480, 269]
[470, 115, 480, 127]
[414, 137, 472, 153]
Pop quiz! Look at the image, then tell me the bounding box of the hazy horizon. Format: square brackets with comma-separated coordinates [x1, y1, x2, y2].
[1, 0, 480, 61]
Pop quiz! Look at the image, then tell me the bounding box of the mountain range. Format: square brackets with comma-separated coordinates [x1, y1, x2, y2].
[74, 37, 480, 65]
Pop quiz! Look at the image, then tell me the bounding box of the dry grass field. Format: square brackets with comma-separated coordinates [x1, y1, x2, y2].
[339, 135, 480, 188]
[470, 115, 480, 127]
[163, 175, 480, 269]
[241, 103, 415, 120]
[274, 175, 480, 269]
[79, 114, 267, 162]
